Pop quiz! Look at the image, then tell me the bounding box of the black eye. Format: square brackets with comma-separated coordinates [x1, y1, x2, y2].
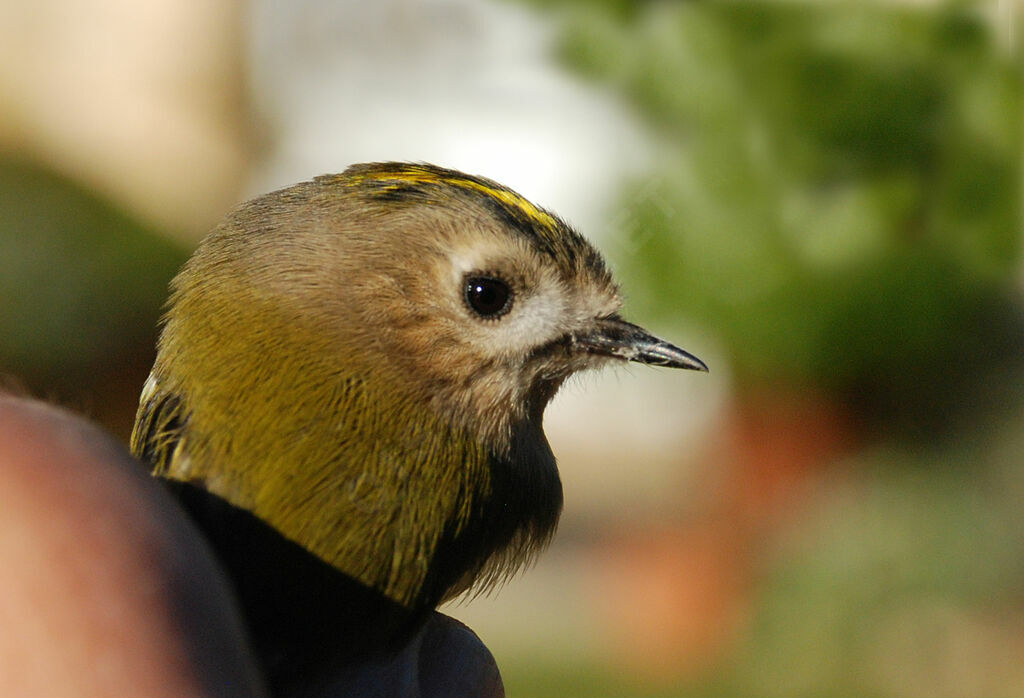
[464, 276, 513, 319]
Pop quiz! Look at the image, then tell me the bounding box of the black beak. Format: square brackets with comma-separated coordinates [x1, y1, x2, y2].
[572, 316, 708, 372]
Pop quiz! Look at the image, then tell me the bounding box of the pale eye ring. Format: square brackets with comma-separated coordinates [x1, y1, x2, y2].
[464, 275, 513, 319]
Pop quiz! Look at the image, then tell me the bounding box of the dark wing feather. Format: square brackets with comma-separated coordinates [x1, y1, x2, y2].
[130, 374, 189, 476]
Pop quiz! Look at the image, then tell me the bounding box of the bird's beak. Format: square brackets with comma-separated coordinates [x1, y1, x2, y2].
[572, 316, 708, 371]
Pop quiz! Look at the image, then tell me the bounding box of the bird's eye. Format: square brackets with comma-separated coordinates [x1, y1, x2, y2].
[464, 276, 513, 319]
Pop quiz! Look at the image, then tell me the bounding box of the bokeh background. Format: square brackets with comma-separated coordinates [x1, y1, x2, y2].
[2, 0, 1022, 695]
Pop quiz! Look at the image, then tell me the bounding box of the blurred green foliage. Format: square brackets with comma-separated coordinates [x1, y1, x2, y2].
[525, 0, 1023, 432]
[0, 157, 187, 419]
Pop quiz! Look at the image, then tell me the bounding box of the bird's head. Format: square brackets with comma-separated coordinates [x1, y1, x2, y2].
[313, 164, 705, 441]
[135, 162, 706, 607]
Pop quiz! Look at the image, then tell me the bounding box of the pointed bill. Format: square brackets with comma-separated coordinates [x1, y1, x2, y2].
[572, 317, 708, 371]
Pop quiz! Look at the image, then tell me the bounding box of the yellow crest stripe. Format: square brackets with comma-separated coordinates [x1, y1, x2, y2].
[343, 163, 560, 232]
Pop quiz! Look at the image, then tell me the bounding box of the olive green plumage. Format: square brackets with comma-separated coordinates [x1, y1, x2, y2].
[130, 162, 706, 659]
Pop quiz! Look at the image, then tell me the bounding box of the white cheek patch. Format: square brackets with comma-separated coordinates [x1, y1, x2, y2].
[488, 279, 569, 357]
[448, 243, 573, 360]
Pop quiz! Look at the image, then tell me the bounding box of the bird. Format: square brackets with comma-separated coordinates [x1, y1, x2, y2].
[130, 162, 707, 693]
